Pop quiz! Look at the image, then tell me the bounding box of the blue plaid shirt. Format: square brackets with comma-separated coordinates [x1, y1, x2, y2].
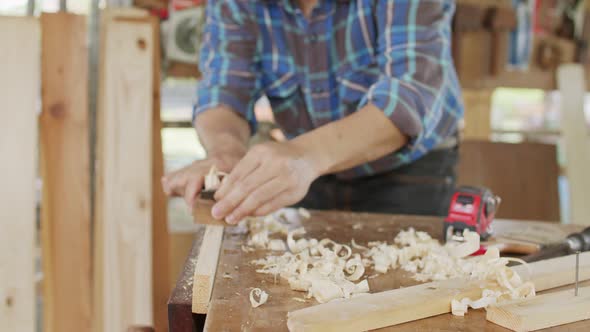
[195, 0, 463, 179]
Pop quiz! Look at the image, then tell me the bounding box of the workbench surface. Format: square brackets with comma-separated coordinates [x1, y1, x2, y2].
[168, 211, 589, 332]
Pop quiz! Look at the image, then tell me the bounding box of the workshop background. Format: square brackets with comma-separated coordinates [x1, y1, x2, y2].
[1, 0, 590, 331]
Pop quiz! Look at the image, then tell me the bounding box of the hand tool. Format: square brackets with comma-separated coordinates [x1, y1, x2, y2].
[521, 226, 590, 263]
[192, 170, 229, 226]
[444, 186, 501, 242]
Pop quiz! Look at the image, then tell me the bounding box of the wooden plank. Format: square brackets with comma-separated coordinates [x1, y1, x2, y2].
[0, 16, 39, 332]
[40, 12, 93, 332]
[457, 141, 560, 222]
[286, 252, 590, 332]
[487, 286, 590, 331]
[93, 9, 151, 332]
[146, 14, 170, 332]
[192, 225, 224, 313]
[96, 16, 154, 332]
[557, 64, 590, 225]
[168, 228, 205, 332]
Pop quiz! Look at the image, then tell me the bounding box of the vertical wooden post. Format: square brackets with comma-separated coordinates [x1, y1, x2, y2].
[0, 16, 39, 332]
[558, 64, 590, 225]
[149, 15, 171, 332]
[40, 12, 93, 332]
[96, 14, 155, 331]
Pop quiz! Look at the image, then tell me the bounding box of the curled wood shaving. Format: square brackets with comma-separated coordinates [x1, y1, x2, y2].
[249, 288, 268, 308]
[268, 239, 287, 251]
[344, 254, 365, 281]
[204, 166, 226, 191]
[298, 207, 311, 219]
[244, 213, 534, 312]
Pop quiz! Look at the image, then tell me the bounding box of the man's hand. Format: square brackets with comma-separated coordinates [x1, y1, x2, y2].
[211, 142, 319, 224]
[161, 154, 242, 208]
[162, 105, 251, 208]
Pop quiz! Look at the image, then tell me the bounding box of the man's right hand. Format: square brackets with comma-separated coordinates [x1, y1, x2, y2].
[161, 154, 243, 208]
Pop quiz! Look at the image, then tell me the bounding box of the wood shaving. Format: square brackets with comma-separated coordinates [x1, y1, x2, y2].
[243, 211, 534, 313]
[298, 207, 311, 219]
[204, 166, 226, 191]
[249, 288, 268, 308]
[268, 239, 287, 251]
[292, 297, 307, 303]
[223, 272, 233, 279]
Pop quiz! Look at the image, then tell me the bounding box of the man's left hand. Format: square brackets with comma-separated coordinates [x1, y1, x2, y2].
[211, 141, 318, 224]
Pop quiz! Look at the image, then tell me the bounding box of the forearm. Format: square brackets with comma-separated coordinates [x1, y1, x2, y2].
[290, 103, 408, 176]
[194, 105, 250, 165]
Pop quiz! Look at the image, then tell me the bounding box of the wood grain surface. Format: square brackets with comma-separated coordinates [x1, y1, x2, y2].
[40, 12, 92, 332]
[487, 286, 590, 331]
[148, 14, 171, 332]
[196, 211, 584, 331]
[97, 16, 154, 331]
[192, 225, 224, 314]
[0, 16, 39, 332]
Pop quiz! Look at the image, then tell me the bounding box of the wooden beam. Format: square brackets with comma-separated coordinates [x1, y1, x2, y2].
[93, 9, 151, 332]
[192, 225, 224, 313]
[557, 64, 590, 225]
[96, 14, 154, 331]
[40, 13, 93, 332]
[148, 15, 171, 332]
[487, 286, 590, 331]
[287, 252, 590, 332]
[0, 16, 39, 332]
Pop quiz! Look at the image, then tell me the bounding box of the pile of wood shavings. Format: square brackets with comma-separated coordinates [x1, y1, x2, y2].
[243, 211, 535, 314]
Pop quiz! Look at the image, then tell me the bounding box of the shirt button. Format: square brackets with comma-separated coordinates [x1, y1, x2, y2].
[309, 34, 319, 42]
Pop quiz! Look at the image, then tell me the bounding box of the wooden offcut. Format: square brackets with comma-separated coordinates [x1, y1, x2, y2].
[40, 13, 93, 332]
[0, 16, 39, 332]
[96, 15, 154, 331]
[487, 286, 590, 331]
[286, 252, 590, 332]
[558, 64, 590, 226]
[192, 225, 224, 313]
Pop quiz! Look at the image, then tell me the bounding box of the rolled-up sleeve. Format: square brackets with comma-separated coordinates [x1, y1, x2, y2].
[194, 0, 261, 132]
[357, 0, 455, 139]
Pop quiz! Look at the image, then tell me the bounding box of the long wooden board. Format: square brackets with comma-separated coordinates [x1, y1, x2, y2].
[192, 225, 224, 313]
[486, 286, 590, 331]
[287, 252, 590, 332]
[40, 12, 93, 332]
[96, 16, 154, 332]
[0, 16, 39, 332]
[149, 14, 171, 332]
[557, 64, 590, 225]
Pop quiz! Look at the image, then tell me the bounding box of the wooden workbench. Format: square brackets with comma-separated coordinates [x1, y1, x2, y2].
[168, 211, 589, 331]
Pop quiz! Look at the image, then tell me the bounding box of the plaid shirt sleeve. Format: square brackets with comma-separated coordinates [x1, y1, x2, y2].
[194, 0, 261, 131]
[357, 0, 455, 139]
